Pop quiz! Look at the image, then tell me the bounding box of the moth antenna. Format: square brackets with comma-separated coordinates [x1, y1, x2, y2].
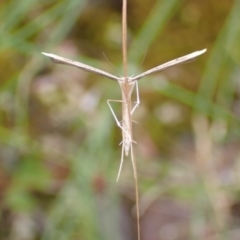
[131, 46, 148, 77]
[102, 52, 120, 77]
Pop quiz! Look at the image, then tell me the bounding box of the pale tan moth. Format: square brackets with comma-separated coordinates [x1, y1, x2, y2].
[42, 0, 206, 239]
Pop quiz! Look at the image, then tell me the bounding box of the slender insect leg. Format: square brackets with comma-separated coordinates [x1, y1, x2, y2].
[131, 81, 140, 115]
[107, 99, 130, 181]
[107, 99, 125, 130]
[107, 99, 131, 138]
[116, 143, 125, 182]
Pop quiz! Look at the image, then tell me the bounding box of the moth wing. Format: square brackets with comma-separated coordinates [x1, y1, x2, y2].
[42, 52, 120, 81]
[131, 49, 206, 81]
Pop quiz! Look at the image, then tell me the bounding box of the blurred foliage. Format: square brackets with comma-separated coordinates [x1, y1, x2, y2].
[0, 0, 240, 239]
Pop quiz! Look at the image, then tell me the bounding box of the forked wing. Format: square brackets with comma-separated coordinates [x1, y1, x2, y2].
[42, 52, 120, 82]
[131, 49, 207, 81]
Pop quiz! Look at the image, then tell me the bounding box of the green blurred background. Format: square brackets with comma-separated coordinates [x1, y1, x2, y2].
[1, 0, 240, 239]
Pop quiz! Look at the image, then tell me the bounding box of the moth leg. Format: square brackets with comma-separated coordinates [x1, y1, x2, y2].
[107, 99, 129, 181]
[131, 81, 140, 115]
[116, 143, 125, 182]
[107, 99, 125, 131]
[107, 99, 132, 140]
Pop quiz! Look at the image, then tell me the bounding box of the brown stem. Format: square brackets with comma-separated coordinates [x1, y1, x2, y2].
[122, 0, 128, 79]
